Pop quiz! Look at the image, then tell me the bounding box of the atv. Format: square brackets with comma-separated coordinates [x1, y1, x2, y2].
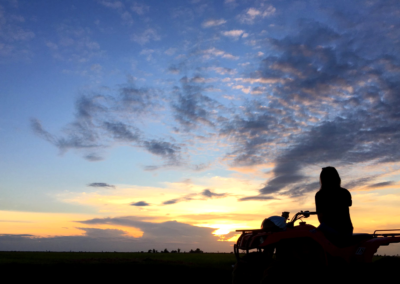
[232, 211, 400, 283]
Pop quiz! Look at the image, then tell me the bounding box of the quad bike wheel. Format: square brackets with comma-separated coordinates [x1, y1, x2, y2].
[232, 247, 274, 284]
[259, 238, 327, 283]
[275, 237, 326, 266]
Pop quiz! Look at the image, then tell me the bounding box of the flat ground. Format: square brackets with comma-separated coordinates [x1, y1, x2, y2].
[0, 252, 236, 283]
[0, 252, 398, 283]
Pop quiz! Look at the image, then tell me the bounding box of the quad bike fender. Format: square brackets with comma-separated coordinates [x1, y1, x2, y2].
[353, 237, 400, 263]
[259, 228, 336, 251]
[259, 229, 357, 263]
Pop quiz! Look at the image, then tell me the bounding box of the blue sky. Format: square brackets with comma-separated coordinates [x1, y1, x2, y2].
[1, 0, 400, 253]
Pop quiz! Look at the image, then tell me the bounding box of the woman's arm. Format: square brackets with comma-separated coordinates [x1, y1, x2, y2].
[318, 213, 325, 224]
[315, 192, 325, 224]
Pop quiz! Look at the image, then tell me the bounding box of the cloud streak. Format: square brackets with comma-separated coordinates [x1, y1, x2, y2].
[202, 19, 226, 28]
[88, 183, 115, 188]
[238, 196, 276, 202]
[130, 201, 150, 206]
[162, 189, 228, 205]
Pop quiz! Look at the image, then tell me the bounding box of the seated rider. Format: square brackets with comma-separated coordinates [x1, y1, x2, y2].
[315, 167, 353, 245]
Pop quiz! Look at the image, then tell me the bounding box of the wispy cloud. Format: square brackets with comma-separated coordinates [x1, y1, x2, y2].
[98, 0, 123, 9]
[201, 189, 227, 198]
[202, 19, 227, 28]
[131, 2, 149, 15]
[237, 5, 276, 24]
[164, 48, 177, 56]
[222, 30, 244, 38]
[46, 24, 102, 63]
[367, 181, 394, 188]
[88, 182, 115, 188]
[143, 140, 182, 166]
[0, 4, 35, 57]
[31, 82, 184, 168]
[171, 77, 225, 132]
[201, 48, 239, 60]
[238, 196, 276, 201]
[132, 28, 160, 45]
[162, 189, 227, 205]
[97, 0, 135, 25]
[163, 198, 183, 205]
[130, 201, 150, 206]
[205, 66, 236, 75]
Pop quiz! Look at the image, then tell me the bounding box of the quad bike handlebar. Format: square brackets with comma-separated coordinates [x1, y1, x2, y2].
[235, 210, 317, 232]
[287, 210, 317, 227]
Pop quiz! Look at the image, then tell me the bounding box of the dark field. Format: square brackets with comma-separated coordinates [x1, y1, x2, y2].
[0, 252, 399, 283]
[0, 251, 237, 283]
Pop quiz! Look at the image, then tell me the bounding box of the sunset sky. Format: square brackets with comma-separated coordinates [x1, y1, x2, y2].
[1, 0, 400, 254]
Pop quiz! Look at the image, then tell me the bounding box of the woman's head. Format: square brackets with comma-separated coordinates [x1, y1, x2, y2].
[320, 166, 341, 189]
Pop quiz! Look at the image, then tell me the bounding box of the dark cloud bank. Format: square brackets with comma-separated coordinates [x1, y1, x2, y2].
[223, 1, 400, 197]
[31, 1, 400, 198]
[0, 217, 232, 252]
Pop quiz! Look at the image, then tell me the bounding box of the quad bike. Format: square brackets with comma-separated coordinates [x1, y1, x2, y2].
[232, 211, 400, 283]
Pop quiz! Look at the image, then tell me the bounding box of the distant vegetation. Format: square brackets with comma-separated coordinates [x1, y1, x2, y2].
[146, 248, 203, 253]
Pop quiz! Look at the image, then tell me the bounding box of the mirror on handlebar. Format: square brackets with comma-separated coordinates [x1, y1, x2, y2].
[281, 211, 290, 220]
[301, 211, 317, 218]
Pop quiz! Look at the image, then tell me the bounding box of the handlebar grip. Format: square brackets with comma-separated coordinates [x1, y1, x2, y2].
[309, 212, 317, 215]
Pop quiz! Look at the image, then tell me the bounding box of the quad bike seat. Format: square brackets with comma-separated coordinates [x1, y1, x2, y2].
[351, 233, 373, 242]
[334, 233, 373, 248]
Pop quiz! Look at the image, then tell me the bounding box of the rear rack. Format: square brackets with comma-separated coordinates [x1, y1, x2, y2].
[373, 229, 400, 237]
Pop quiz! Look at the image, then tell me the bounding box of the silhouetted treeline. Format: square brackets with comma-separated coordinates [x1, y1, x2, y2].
[146, 248, 204, 253]
[147, 248, 182, 253]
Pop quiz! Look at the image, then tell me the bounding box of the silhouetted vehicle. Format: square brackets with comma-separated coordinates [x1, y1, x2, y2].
[232, 211, 400, 283]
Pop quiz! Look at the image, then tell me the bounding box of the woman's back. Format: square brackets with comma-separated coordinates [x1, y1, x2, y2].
[316, 167, 353, 236]
[315, 187, 353, 235]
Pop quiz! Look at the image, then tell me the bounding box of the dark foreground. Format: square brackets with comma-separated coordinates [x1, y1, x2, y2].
[0, 252, 235, 283]
[0, 252, 399, 283]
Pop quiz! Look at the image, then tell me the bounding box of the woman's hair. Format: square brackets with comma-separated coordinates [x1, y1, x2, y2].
[320, 166, 341, 189]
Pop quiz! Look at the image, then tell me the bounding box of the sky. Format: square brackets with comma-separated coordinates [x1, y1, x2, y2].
[1, 0, 400, 254]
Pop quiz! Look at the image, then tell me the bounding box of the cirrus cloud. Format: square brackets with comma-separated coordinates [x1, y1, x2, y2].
[202, 19, 227, 28]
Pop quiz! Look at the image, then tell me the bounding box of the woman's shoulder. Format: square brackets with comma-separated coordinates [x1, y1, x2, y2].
[315, 189, 327, 200]
[340, 187, 352, 197]
[316, 187, 351, 196]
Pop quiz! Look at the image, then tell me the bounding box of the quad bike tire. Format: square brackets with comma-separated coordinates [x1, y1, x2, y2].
[232, 249, 274, 284]
[275, 237, 326, 266]
[260, 238, 327, 283]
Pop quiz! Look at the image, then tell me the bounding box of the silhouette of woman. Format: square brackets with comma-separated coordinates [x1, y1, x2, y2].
[315, 167, 353, 243]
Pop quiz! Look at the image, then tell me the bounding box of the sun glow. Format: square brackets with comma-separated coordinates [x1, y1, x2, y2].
[212, 228, 231, 235]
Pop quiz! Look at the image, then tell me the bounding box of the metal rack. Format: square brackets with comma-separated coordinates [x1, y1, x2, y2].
[373, 229, 400, 237]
